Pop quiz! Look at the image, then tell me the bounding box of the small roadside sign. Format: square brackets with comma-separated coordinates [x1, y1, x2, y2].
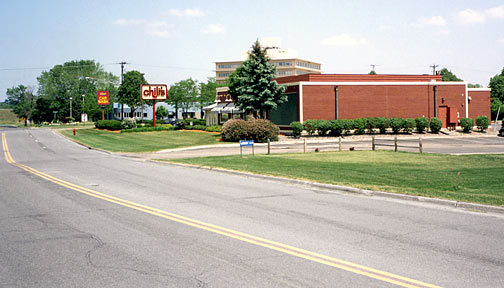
[240, 140, 254, 157]
[97, 91, 109, 105]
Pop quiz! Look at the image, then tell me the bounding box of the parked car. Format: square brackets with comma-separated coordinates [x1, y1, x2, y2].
[499, 125, 504, 137]
[164, 118, 177, 125]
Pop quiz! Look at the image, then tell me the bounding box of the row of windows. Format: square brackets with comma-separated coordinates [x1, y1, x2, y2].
[114, 112, 148, 118]
[276, 70, 294, 76]
[218, 72, 231, 78]
[217, 63, 241, 69]
[270, 61, 293, 67]
[296, 61, 320, 70]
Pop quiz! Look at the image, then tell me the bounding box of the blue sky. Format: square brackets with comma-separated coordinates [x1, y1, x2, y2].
[1, 0, 503, 101]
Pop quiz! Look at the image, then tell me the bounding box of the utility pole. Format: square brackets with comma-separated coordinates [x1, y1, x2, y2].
[430, 64, 439, 75]
[118, 62, 128, 120]
[370, 64, 377, 71]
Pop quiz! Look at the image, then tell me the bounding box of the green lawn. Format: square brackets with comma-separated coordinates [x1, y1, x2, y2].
[0, 109, 20, 125]
[60, 128, 222, 152]
[167, 151, 504, 206]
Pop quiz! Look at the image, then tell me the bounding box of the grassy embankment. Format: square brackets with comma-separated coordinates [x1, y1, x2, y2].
[0, 109, 20, 125]
[60, 128, 222, 152]
[167, 151, 504, 206]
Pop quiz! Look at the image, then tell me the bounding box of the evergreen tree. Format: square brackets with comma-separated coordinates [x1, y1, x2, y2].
[228, 40, 286, 118]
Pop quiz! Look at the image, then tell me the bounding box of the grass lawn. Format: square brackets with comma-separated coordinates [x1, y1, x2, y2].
[0, 109, 20, 125]
[60, 128, 222, 152]
[167, 151, 504, 206]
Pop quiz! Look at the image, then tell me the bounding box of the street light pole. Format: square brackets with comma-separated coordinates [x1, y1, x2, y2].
[70, 97, 73, 119]
[81, 94, 86, 122]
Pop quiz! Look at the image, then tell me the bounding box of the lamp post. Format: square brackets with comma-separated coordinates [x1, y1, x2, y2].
[70, 97, 73, 119]
[81, 94, 87, 122]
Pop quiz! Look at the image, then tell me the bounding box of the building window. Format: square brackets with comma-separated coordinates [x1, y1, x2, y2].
[296, 61, 320, 70]
[217, 63, 242, 69]
[296, 70, 311, 75]
[270, 61, 293, 67]
[276, 70, 293, 76]
[218, 73, 231, 78]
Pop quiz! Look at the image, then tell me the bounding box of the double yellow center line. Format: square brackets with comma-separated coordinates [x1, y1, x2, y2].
[1, 132, 440, 288]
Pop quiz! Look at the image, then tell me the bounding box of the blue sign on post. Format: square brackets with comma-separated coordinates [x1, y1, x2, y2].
[240, 140, 254, 146]
[240, 140, 254, 157]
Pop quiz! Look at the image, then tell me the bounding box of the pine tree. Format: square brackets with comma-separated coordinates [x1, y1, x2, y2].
[228, 40, 286, 119]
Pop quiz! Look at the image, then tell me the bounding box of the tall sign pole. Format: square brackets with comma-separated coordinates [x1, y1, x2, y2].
[97, 91, 110, 120]
[141, 84, 167, 128]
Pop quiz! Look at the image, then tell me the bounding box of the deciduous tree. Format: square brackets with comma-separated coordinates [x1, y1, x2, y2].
[117, 71, 148, 118]
[6, 84, 35, 126]
[440, 68, 462, 81]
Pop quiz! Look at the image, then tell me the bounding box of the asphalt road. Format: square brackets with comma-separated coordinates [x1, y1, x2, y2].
[1, 127, 504, 287]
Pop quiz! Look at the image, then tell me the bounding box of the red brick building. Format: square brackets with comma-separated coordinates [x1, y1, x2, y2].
[205, 74, 491, 129]
[272, 74, 491, 129]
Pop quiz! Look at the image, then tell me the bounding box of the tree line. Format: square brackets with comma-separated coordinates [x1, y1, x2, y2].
[3, 60, 222, 124]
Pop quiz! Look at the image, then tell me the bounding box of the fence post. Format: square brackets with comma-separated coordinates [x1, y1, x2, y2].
[267, 138, 271, 155]
[338, 136, 342, 152]
[372, 136, 375, 151]
[419, 136, 423, 154]
[304, 138, 307, 153]
[394, 136, 398, 152]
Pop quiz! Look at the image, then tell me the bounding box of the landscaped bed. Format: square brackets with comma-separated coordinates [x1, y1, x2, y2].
[166, 150, 504, 206]
[59, 128, 223, 152]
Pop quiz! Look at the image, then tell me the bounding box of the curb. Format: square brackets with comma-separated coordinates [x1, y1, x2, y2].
[151, 160, 504, 215]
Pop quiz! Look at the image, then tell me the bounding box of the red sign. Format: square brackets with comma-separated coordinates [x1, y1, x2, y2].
[141, 84, 167, 100]
[97, 91, 109, 105]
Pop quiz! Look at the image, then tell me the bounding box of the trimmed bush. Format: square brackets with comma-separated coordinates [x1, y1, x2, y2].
[402, 118, 415, 133]
[62, 117, 75, 123]
[389, 118, 403, 134]
[221, 119, 249, 142]
[303, 120, 318, 135]
[475, 116, 489, 132]
[429, 117, 442, 133]
[415, 117, 429, 133]
[341, 119, 354, 135]
[366, 117, 378, 134]
[375, 117, 389, 134]
[95, 120, 122, 130]
[290, 121, 304, 138]
[205, 125, 222, 133]
[121, 118, 137, 130]
[247, 119, 279, 142]
[192, 125, 207, 131]
[460, 118, 474, 133]
[353, 118, 367, 134]
[316, 120, 331, 136]
[329, 120, 344, 136]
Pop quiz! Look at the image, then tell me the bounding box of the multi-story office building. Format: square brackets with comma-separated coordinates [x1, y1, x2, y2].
[215, 38, 321, 83]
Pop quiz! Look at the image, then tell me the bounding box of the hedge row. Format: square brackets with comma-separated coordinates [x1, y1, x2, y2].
[95, 120, 122, 130]
[121, 126, 174, 133]
[290, 117, 443, 137]
[221, 119, 279, 142]
[175, 118, 206, 130]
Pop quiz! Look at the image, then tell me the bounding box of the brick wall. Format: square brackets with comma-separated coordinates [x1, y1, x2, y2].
[468, 90, 491, 119]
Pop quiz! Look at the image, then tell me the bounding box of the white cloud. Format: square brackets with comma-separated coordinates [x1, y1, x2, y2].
[486, 5, 504, 18]
[411, 16, 446, 27]
[166, 8, 204, 17]
[320, 34, 368, 47]
[497, 38, 504, 44]
[201, 24, 226, 34]
[113, 18, 147, 26]
[378, 25, 393, 31]
[114, 18, 175, 38]
[456, 9, 486, 24]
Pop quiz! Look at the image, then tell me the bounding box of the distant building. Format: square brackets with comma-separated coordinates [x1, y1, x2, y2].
[215, 37, 321, 83]
[112, 102, 202, 120]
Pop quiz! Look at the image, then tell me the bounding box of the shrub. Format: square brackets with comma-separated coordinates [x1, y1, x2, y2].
[221, 119, 249, 142]
[375, 117, 389, 134]
[192, 125, 207, 131]
[389, 118, 403, 134]
[62, 117, 75, 123]
[402, 118, 415, 133]
[205, 125, 222, 133]
[460, 118, 474, 133]
[95, 120, 122, 130]
[121, 118, 137, 129]
[415, 117, 429, 133]
[290, 121, 304, 138]
[303, 120, 318, 135]
[341, 119, 354, 135]
[475, 116, 489, 132]
[247, 119, 279, 142]
[353, 118, 367, 134]
[429, 117, 442, 133]
[329, 120, 344, 136]
[316, 120, 331, 136]
[366, 117, 378, 134]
